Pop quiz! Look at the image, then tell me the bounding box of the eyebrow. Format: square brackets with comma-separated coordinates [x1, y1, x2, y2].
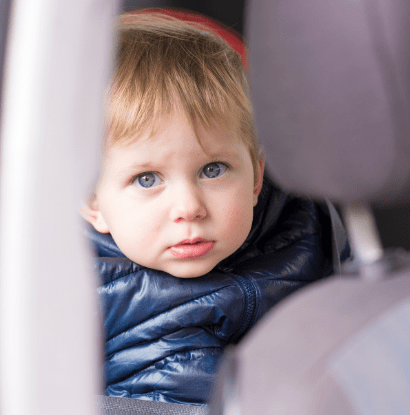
[113, 162, 157, 179]
[131, 151, 240, 166]
[206, 149, 242, 159]
[129, 162, 156, 170]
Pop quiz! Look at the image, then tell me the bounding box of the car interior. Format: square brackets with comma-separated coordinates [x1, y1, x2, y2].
[1, 1, 409, 414]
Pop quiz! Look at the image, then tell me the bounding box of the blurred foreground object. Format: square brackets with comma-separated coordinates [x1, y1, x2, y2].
[0, 0, 120, 414]
[211, 0, 410, 413]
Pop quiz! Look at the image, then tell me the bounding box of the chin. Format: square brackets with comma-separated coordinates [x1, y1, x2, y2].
[165, 262, 216, 279]
[174, 274, 204, 279]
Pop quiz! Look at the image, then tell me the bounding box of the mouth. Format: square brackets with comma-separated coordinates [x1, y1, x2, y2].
[169, 238, 215, 259]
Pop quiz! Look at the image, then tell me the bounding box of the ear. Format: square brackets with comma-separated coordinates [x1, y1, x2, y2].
[253, 157, 265, 206]
[81, 193, 110, 234]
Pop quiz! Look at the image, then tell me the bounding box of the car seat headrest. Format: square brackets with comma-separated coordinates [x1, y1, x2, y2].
[247, 0, 410, 205]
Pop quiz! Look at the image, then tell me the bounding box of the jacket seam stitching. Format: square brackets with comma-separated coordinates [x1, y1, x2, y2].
[228, 274, 257, 343]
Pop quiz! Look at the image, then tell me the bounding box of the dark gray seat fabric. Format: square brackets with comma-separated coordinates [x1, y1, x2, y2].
[98, 396, 209, 415]
[0, 0, 11, 120]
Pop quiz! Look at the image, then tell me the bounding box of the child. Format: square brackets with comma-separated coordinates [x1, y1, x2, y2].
[83, 10, 349, 406]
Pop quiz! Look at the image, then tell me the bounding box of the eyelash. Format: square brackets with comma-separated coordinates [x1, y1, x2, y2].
[132, 162, 229, 189]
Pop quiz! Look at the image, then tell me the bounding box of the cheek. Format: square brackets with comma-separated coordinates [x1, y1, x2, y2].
[225, 209, 252, 245]
[121, 207, 162, 241]
[217, 187, 254, 241]
[102, 199, 160, 248]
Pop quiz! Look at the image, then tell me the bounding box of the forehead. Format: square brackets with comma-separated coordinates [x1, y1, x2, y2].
[105, 110, 247, 165]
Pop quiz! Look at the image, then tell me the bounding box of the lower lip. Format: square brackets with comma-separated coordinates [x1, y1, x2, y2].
[169, 241, 214, 259]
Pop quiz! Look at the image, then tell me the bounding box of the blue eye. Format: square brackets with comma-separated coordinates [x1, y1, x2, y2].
[200, 162, 227, 179]
[134, 172, 161, 188]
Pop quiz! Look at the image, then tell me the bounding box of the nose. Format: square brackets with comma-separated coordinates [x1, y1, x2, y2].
[169, 183, 207, 223]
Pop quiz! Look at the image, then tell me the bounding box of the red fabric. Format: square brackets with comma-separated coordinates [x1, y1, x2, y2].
[133, 8, 247, 67]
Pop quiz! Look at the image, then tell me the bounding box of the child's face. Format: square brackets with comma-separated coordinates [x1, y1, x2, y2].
[86, 110, 263, 278]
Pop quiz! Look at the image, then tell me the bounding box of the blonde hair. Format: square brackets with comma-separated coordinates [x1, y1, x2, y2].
[109, 11, 261, 169]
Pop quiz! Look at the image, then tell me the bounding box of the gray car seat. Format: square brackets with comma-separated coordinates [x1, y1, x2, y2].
[211, 0, 410, 414]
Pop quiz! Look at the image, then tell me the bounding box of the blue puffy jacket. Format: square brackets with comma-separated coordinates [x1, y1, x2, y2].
[86, 175, 349, 406]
